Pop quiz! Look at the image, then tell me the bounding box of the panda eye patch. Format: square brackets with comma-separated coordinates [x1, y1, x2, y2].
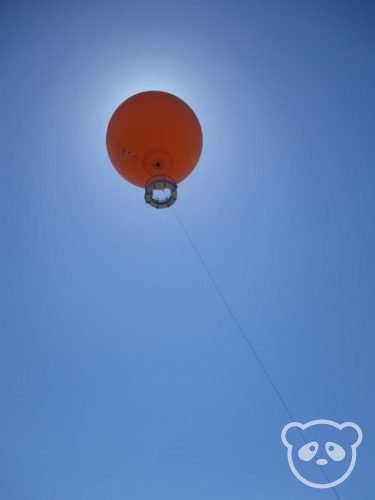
[298, 442, 319, 461]
[325, 442, 346, 461]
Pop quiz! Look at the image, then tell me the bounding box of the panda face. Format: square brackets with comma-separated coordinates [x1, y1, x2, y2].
[281, 420, 363, 489]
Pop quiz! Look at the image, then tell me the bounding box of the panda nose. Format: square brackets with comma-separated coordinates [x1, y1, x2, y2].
[316, 458, 328, 465]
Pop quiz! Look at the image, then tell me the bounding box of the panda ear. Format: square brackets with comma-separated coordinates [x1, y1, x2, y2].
[281, 422, 305, 447]
[341, 423, 363, 447]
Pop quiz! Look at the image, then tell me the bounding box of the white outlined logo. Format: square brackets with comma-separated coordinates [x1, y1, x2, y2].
[281, 420, 363, 489]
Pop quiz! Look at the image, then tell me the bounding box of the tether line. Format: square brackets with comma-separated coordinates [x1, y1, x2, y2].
[172, 207, 342, 500]
[172, 207, 295, 420]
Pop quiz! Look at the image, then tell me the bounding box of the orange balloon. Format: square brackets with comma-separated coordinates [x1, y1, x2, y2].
[106, 91, 203, 208]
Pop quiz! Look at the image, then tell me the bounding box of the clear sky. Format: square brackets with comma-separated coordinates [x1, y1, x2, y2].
[1, 1, 374, 499]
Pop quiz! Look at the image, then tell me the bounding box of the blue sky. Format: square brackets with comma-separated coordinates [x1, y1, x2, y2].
[1, 1, 374, 499]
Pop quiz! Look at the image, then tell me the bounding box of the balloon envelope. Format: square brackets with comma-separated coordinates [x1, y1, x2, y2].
[106, 91, 203, 189]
